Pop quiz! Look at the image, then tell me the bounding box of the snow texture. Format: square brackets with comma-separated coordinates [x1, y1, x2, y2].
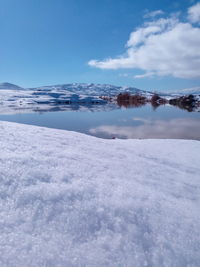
[0, 121, 200, 266]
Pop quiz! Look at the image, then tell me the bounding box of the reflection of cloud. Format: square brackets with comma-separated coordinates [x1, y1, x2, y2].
[132, 117, 152, 124]
[89, 118, 200, 140]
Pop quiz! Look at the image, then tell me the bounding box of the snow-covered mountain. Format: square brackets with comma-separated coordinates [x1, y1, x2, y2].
[28, 83, 153, 97]
[1, 82, 153, 95]
[0, 82, 23, 90]
[0, 82, 199, 114]
[0, 82, 153, 114]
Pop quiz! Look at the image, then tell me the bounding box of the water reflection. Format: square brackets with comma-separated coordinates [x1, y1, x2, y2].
[89, 118, 200, 140]
[1, 90, 199, 115]
[0, 104, 199, 140]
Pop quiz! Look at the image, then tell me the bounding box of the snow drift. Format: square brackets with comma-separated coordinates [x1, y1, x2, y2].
[0, 121, 200, 266]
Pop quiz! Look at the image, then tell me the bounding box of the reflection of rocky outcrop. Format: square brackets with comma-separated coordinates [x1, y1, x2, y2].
[169, 95, 197, 112]
[117, 93, 147, 108]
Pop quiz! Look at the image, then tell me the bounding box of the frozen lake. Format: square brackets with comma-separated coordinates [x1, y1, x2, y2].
[0, 104, 200, 140]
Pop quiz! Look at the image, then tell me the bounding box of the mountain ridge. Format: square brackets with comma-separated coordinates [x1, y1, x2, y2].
[1, 82, 200, 96]
[0, 82, 23, 90]
[0, 82, 154, 97]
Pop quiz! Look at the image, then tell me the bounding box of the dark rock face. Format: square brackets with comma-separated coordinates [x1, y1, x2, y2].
[117, 93, 147, 108]
[116, 93, 168, 109]
[116, 93, 199, 112]
[169, 95, 196, 112]
[150, 94, 167, 110]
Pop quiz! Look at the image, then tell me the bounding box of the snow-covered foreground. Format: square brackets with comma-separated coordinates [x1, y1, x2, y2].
[0, 121, 200, 267]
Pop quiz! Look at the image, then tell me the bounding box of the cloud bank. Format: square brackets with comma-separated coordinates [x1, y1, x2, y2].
[88, 3, 200, 79]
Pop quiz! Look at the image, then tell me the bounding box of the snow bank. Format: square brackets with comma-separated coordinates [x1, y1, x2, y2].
[0, 121, 200, 267]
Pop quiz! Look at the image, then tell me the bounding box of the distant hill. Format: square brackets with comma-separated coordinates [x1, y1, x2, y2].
[178, 87, 200, 95]
[0, 83, 23, 90]
[165, 87, 200, 95]
[1, 82, 200, 96]
[0, 82, 153, 96]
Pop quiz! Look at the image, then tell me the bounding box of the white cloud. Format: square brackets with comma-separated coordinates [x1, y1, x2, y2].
[143, 10, 164, 19]
[188, 2, 200, 23]
[134, 72, 155, 79]
[88, 4, 200, 79]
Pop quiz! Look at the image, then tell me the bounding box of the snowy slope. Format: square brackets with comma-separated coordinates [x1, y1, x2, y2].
[0, 121, 200, 266]
[31, 83, 151, 96]
[178, 87, 200, 95]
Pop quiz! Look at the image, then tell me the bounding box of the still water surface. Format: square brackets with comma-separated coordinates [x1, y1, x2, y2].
[0, 104, 199, 140]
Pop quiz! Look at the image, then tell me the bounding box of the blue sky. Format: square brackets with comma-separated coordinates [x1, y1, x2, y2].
[0, 0, 200, 91]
